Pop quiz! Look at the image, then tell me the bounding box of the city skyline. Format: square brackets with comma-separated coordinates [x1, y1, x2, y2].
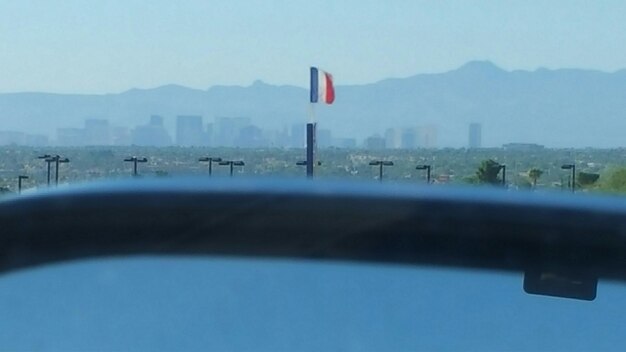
[3, 60, 626, 148]
[0, 115, 444, 150]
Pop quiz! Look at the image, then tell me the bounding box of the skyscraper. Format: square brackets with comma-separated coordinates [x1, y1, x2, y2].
[469, 123, 482, 148]
[290, 123, 306, 148]
[176, 115, 205, 146]
[400, 128, 418, 149]
[417, 125, 437, 148]
[317, 129, 333, 148]
[215, 117, 251, 147]
[364, 134, 386, 149]
[84, 119, 111, 146]
[385, 128, 402, 149]
[132, 115, 172, 146]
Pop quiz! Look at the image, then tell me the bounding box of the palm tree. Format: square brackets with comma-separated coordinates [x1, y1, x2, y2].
[528, 168, 543, 188]
[476, 159, 502, 185]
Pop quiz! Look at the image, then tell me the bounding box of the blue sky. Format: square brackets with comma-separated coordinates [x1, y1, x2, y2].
[1, 0, 625, 93]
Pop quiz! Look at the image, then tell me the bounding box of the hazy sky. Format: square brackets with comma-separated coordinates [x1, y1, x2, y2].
[1, 0, 625, 93]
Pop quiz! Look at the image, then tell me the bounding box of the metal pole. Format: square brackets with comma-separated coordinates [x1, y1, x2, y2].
[230, 162, 235, 177]
[379, 163, 383, 182]
[18, 176, 28, 194]
[426, 166, 431, 184]
[55, 157, 60, 186]
[46, 161, 51, 186]
[208, 160, 213, 176]
[306, 123, 315, 178]
[572, 165, 576, 193]
[502, 165, 506, 187]
[133, 159, 138, 176]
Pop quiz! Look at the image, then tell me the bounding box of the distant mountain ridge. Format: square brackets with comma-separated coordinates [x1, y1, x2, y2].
[2, 61, 626, 147]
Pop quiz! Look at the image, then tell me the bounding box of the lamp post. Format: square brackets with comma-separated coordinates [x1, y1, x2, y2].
[38, 154, 52, 186]
[46, 155, 70, 186]
[369, 160, 394, 182]
[17, 175, 28, 194]
[415, 164, 431, 184]
[561, 164, 576, 193]
[219, 160, 245, 177]
[198, 157, 222, 176]
[297, 160, 322, 176]
[500, 164, 507, 188]
[124, 156, 148, 176]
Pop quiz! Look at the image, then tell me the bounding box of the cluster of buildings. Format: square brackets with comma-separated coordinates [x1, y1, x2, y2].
[50, 115, 355, 148]
[0, 116, 490, 149]
[363, 126, 438, 150]
[0, 131, 48, 146]
[7, 115, 361, 148]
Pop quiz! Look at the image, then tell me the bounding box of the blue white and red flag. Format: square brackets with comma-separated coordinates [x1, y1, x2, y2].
[310, 67, 335, 104]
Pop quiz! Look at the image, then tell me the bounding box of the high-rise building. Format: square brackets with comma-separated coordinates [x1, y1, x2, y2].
[132, 115, 172, 146]
[84, 119, 111, 145]
[57, 128, 85, 146]
[417, 125, 437, 148]
[401, 128, 418, 149]
[150, 115, 164, 126]
[290, 123, 306, 148]
[469, 123, 482, 148]
[111, 127, 131, 146]
[176, 115, 205, 146]
[205, 123, 214, 146]
[364, 134, 386, 149]
[215, 117, 251, 147]
[335, 138, 357, 149]
[385, 128, 402, 149]
[0, 131, 25, 145]
[236, 125, 266, 148]
[317, 129, 333, 148]
[269, 126, 291, 148]
[23, 134, 49, 146]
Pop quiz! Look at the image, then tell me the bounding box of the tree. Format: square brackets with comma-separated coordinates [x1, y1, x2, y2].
[600, 168, 626, 193]
[578, 172, 599, 187]
[528, 168, 543, 188]
[476, 159, 502, 185]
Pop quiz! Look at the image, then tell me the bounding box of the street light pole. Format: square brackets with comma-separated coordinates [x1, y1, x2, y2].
[44, 155, 69, 186]
[297, 160, 322, 176]
[17, 175, 28, 194]
[369, 160, 394, 182]
[219, 160, 245, 177]
[416, 164, 431, 184]
[124, 156, 148, 176]
[38, 154, 52, 186]
[561, 164, 576, 193]
[53, 156, 70, 185]
[198, 157, 222, 176]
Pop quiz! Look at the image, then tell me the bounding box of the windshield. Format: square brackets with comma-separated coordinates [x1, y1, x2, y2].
[2, 257, 625, 351]
[2, 1, 626, 350]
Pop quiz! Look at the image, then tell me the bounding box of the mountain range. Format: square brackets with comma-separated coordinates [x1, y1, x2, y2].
[2, 60, 626, 148]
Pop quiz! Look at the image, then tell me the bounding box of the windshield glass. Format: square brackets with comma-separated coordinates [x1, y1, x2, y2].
[1, 257, 625, 351]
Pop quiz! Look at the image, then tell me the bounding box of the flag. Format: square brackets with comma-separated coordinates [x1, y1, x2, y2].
[310, 67, 335, 104]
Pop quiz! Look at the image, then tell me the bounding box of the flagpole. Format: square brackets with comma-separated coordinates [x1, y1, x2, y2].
[308, 102, 316, 123]
[306, 102, 316, 178]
